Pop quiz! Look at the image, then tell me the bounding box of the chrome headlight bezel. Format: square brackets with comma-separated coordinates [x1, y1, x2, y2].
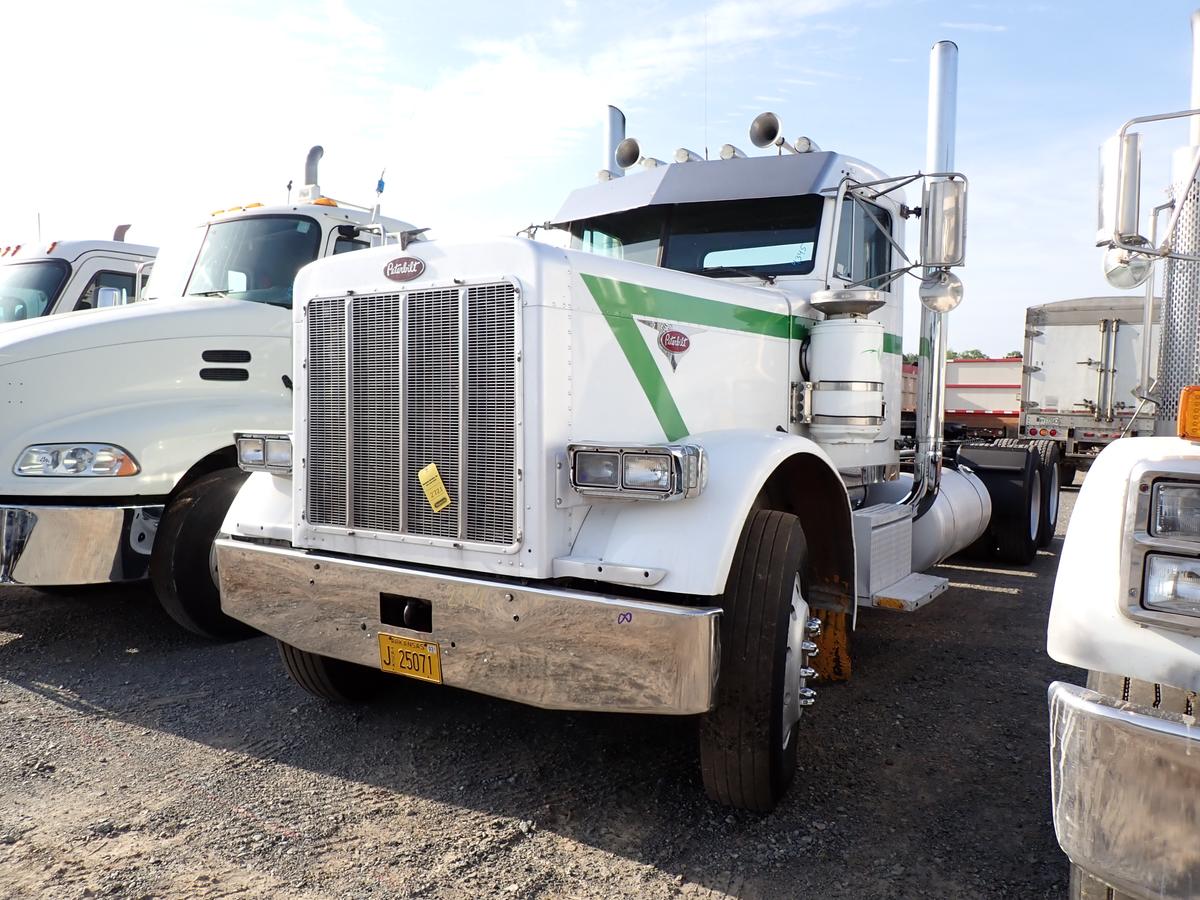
[236, 432, 293, 474]
[1123, 468, 1200, 634]
[567, 442, 706, 501]
[13, 443, 140, 477]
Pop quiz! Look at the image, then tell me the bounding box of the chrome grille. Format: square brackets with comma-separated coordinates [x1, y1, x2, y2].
[306, 298, 346, 526]
[304, 283, 518, 546]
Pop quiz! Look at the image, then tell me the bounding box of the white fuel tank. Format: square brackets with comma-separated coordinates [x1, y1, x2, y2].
[807, 317, 884, 443]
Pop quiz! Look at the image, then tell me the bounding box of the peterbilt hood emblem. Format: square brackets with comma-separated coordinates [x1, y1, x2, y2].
[637, 319, 701, 371]
[384, 257, 426, 282]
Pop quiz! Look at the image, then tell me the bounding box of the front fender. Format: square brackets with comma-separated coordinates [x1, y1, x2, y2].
[564, 429, 855, 604]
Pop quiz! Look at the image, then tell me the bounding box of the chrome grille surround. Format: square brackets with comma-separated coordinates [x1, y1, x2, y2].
[304, 282, 520, 548]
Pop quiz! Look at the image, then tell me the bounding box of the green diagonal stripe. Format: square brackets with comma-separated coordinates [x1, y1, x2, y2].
[581, 274, 795, 339]
[883, 332, 903, 355]
[598, 307, 690, 441]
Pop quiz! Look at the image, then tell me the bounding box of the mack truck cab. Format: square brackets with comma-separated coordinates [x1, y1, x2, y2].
[0, 147, 418, 638]
[0, 235, 156, 323]
[216, 43, 1047, 812]
[1047, 20, 1200, 897]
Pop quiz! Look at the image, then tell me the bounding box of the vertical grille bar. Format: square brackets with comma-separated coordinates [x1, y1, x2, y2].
[457, 287, 470, 540]
[350, 294, 402, 531]
[305, 298, 347, 527]
[404, 288, 461, 538]
[464, 283, 517, 544]
[344, 297, 355, 526]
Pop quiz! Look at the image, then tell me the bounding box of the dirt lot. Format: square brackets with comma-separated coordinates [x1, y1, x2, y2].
[0, 491, 1081, 899]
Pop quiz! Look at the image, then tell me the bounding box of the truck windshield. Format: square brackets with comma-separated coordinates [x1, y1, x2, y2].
[569, 195, 823, 279]
[185, 215, 321, 308]
[0, 259, 71, 322]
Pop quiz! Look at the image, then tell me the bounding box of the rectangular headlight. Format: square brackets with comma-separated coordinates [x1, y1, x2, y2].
[568, 443, 706, 501]
[14, 444, 139, 477]
[1144, 554, 1200, 618]
[1153, 483, 1200, 539]
[574, 451, 620, 488]
[236, 432, 292, 473]
[622, 452, 673, 491]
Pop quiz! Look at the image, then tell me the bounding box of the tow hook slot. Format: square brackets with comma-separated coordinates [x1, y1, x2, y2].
[380, 593, 433, 633]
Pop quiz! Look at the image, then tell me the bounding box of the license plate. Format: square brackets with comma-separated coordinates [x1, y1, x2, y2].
[377, 633, 443, 684]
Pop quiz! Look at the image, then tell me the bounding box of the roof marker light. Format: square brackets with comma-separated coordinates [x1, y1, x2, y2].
[313, 197, 338, 207]
[45, 241, 57, 253]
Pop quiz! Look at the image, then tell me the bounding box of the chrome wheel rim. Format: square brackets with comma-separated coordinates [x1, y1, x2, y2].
[781, 574, 809, 750]
[1047, 462, 1060, 530]
[208, 542, 220, 589]
[1029, 467, 1042, 541]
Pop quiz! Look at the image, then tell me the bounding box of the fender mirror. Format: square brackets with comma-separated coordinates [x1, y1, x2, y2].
[920, 178, 967, 268]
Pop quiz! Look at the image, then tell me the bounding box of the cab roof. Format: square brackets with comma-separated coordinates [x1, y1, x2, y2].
[207, 202, 416, 235]
[0, 240, 157, 263]
[551, 151, 891, 225]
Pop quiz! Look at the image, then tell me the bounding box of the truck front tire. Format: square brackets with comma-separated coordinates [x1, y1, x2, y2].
[699, 509, 814, 812]
[278, 641, 384, 702]
[150, 467, 254, 639]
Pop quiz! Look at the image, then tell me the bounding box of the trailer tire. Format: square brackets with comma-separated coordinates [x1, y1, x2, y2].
[993, 450, 1041, 564]
[699, 509, 813, 813]
[1032, 441, 1061, 547]
[150, 467, 254, 639]
[278, 641, 384, 703]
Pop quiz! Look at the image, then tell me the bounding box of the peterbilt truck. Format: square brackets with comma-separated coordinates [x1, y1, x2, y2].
[0, 147, 418, 638]
[217, 42, 1049, 811]
[0, 233, 156, 323]
[1047, 11, 1200, 898]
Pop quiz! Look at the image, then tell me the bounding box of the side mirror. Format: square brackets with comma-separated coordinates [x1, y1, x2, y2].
[96, 286, 124, 308]
[920, 178, 967, 268]
[1098, 132, 1142, 246]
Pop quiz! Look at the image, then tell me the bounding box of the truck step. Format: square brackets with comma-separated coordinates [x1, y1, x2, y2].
[867, 572, 949, 612]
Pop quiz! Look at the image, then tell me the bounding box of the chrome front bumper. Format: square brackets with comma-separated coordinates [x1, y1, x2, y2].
[1049, 681, 1200, 900]
[0, 504, 162, 586]
[216, 538, 721, 715]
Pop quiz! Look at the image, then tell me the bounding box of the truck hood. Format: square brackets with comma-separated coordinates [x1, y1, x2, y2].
[0, 298, 288, 367]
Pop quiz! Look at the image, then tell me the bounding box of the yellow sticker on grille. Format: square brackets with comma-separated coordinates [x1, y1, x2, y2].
[418, 462, 451, 513]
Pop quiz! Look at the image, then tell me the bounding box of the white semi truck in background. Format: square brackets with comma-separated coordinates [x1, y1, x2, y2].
[216, 41, 1058, 812]
[0, 148, 419, 638]
[1048, 10, 1200, 898]
[0, 233, 156, 323]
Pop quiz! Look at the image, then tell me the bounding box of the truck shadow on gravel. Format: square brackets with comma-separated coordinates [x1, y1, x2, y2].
[0, 530, 1078, 899]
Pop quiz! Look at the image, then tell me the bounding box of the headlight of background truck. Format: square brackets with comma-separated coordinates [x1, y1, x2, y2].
[13, 444, 139, 477]
[236, 433, 293, 473]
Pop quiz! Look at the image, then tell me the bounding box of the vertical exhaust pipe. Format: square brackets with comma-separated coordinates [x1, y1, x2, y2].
[906, 40, 959, 513]
[304, 146, 324, 188]
[600, 106, 626, 181]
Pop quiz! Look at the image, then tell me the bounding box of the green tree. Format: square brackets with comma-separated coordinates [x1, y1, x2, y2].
[1004, 350, 1022, 358]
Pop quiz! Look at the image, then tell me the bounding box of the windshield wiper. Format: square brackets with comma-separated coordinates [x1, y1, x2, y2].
[701, 266, 777, 285]
[190, 289, 229, 298]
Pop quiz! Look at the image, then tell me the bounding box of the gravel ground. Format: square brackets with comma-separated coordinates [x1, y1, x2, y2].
[0, 490, 1081, 899]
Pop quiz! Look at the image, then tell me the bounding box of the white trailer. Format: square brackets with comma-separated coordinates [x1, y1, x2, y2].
[943, 356, 1022, 438]
[216, 42, 1052, 811]
[1021, 295, 1160, 482]
[1048, 10, 1200, 898]
[0, 234, 156, 323]
[0, 148, 419, 638]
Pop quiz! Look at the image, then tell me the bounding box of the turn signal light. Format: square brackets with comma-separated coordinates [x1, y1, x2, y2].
[1179, 386, 1200, 441]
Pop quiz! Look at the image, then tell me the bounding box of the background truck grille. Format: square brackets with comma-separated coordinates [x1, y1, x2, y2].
[305, 283, 519, 546]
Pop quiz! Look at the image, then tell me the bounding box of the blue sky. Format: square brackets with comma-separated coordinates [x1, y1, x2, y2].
[2, 0, 1198, 353]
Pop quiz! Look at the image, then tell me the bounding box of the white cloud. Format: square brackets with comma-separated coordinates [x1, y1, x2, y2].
[939, 21, 1008, 32]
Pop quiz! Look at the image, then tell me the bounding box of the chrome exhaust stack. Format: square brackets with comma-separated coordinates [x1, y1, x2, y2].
[905, 40, 960, 513]
[599, 106, 627, 181]
[297, 146, 325, 203]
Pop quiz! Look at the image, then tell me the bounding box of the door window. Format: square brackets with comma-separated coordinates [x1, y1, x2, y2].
[834, 198, 893, 288]
[75, 270, 138, 311]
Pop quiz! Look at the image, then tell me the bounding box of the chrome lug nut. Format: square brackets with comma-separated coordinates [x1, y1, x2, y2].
[801, 640, 819, 657]
[799, 667, 817, 680]
[806, 617, 822, 637]
[798, 687, 817, 706]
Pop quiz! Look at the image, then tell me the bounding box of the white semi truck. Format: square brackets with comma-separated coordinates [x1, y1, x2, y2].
[0, 234, 156, 323]
[0, 148, 418, 638]
[216, 42, 1052, 811]
[1047, 11, 1200, 898]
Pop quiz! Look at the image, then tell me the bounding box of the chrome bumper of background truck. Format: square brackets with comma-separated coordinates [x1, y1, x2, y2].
[0, 504, 162, 586]
[1048, 681, 1200, 900]
[216, 538, 721, 715]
